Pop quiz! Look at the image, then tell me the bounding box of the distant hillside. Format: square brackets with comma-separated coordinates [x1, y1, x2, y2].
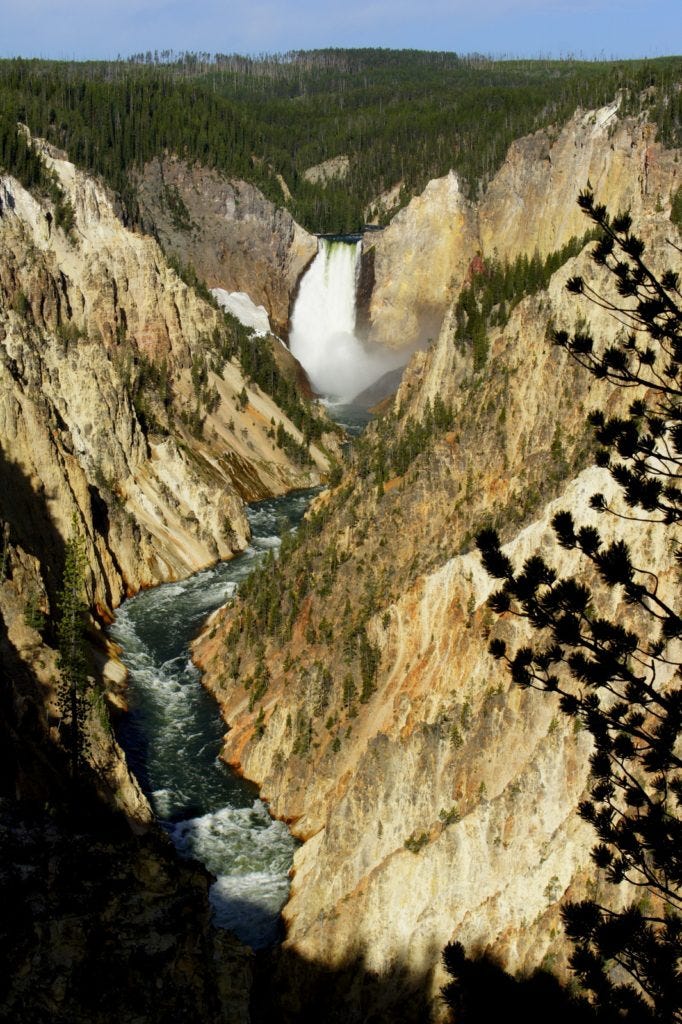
[0, 50, 681, 233]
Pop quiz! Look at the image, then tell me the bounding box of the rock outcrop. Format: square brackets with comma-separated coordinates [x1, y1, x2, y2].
[0, 141, 329, 621]
[0, 542, 252, 1024]
[478, 101, 677, 261]
[194, 113, 681, 1019]
[0, 139, 332, 1022]
[2, 99, 680, 1024]
[363, 102, 681, 356]
[303, 155, 350, 185]
[362, 171, 476, 351]
[137, 157, 317, 338]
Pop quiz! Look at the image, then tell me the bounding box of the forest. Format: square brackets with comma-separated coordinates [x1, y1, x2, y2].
[0, 49, 681, 233]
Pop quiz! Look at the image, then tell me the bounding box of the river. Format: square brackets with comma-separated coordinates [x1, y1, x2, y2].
[111, 489, 316, 949]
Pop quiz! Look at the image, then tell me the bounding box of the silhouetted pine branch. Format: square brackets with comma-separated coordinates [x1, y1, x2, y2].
[476, 194, 681, 1022]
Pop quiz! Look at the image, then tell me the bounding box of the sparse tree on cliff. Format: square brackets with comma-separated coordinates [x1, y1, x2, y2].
[472, 193, 681, 1022]
[56, 515, 90, 778]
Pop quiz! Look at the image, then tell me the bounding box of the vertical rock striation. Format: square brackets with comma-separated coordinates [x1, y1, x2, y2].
[137, 157, 317, 339]
[195, 106, 681, 1019]
[363, 102, 681, 356]
[0, 138, 332, 1022]
[0, 140, 329, 617]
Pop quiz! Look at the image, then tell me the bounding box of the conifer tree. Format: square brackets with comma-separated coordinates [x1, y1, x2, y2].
[56, 516, 89, 778]
[473, 194, 681, 1021]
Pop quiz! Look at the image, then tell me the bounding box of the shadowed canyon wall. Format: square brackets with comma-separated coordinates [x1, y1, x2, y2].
[137, 156, 317, 339]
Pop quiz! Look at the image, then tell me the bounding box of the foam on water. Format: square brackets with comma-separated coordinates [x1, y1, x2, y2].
[112, 489, 317, 948]
[168, 801, 293, 947]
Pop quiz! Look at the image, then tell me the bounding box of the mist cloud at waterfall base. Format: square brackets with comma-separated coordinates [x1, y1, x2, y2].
[289, 238, 411, 403]
[298, 328, 409, 404]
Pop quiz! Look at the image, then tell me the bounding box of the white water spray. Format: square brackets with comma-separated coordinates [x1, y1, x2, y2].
[289, 238, 406, 402]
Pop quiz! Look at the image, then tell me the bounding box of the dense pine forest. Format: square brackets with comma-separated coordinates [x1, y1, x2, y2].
[0, 49, 681, 233]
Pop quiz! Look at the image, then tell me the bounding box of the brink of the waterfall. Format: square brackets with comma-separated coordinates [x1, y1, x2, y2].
[289, 237, 407, 403]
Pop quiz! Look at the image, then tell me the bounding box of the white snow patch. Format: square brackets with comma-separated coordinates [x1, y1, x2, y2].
[212, 289, 272, 337]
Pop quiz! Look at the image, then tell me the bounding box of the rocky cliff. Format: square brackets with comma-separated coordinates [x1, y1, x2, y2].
[194, 108, 681, 1019]
[0, 137, 333, 1022]
[130, 104, 677, 378]
[137, 156, 317, 338]
[0, 542, 252, 1023]
[1, 97, 680, 1024]
[363, 171, 476, 352]
[0, 139, 331, 618]
[363, 101, 681, 355]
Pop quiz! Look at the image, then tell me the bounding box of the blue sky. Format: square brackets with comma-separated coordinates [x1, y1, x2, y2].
[1, 0, 680, 61]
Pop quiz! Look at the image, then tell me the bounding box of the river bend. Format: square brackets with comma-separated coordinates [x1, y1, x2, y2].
[112, 490, 316, 949]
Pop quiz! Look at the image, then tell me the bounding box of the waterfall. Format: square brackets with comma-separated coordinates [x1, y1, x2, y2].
[289, 237, 405, 403]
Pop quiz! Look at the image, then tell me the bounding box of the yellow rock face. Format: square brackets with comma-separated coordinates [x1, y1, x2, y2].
[479, 102, 679, 260]
[365, 171, 477, 351]
[364, 103, 680, 360]
[0, 140, 328, 617]
[194, 106, 681, 1019]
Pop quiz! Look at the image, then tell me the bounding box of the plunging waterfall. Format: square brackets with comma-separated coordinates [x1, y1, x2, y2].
[289, 237, 405, 402]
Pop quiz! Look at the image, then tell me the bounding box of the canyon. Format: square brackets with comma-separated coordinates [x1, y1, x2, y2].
[0, 89, 680, 1024]
[0, 133, 331, 1023]
[194, 102, 681, 1018]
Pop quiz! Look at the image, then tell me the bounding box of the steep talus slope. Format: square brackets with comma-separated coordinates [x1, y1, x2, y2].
[194, 120, 681, 1019]
[137, 157, 317, 338]
[363, 102, 681, 354]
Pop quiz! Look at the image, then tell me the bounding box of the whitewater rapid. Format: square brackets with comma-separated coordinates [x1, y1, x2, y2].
[112, 491, 315, 948]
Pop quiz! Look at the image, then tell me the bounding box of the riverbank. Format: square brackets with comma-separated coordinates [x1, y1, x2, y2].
[111, 489, 318, 948]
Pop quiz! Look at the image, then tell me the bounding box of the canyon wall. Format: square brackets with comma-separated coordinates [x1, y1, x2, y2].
[362, 171, 476, 352]
[363, 101, 681, 355]
[1, 98, 679, 1023]
[195, 109, 681, 1019]
[0, 140, 332, 1022]
[0, 140, 330, 620]
[137, 157, 317, 338]
[128, 102, 681, 375]
[0, 531, 252, 1023]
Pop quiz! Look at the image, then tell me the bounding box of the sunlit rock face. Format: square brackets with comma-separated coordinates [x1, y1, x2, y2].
[194, 104, 681, 1020]
[137, 156, 317, 339]
[0, 139, 329, 617]
[303, 155, 350, 185]
[478, 101, 678, 260]
[364, 171, 476, 353]
[362, 102, 680, 361]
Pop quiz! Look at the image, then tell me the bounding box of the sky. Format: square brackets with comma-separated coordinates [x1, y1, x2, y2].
[1, 0, 680, 61]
